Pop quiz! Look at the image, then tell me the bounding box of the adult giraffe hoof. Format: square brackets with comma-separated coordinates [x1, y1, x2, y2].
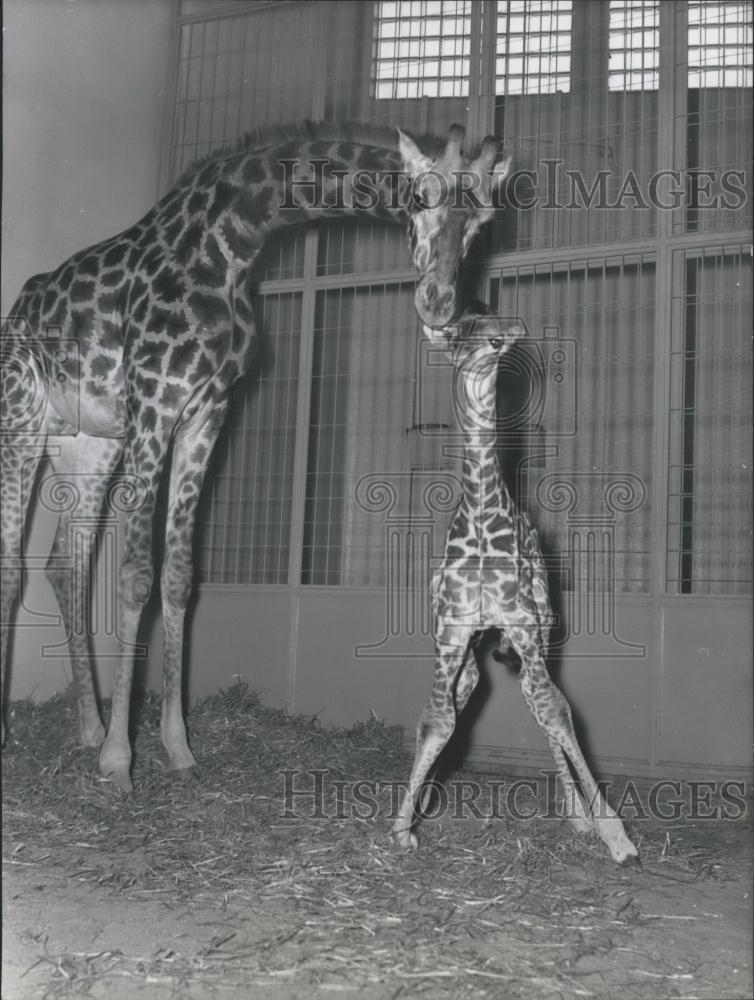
[391, 828, 419, 850]
[169, 765, 199, 784]
[101, 768, 134, 795]
[80, 721, 106, 748]
[99, 746, 133, 794]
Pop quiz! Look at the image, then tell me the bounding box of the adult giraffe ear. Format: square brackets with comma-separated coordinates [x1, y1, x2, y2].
[397, 128, 433, 178]
[493, 156, 512, 185]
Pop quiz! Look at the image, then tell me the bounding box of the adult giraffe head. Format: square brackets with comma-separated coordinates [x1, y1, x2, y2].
[398, 124, 511, 328]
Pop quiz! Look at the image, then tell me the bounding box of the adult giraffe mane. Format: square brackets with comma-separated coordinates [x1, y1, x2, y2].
[175, 119, 471, 185]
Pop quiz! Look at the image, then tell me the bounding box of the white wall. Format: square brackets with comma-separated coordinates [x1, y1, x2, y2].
[3, 0, 174, 700]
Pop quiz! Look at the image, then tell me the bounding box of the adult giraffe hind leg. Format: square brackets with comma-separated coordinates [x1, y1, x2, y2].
[98, 430, 169, 793]
[1, 435, 46, 745]
[44, 434, 124, 748]
[158, 401, 228, 778]
[508, 626, 639, 866]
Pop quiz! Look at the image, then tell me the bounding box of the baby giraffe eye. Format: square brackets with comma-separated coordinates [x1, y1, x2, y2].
[489, 337, 503, 350]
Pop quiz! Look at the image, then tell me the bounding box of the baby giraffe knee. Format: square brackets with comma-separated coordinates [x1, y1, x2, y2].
[417, 708, 455, 744]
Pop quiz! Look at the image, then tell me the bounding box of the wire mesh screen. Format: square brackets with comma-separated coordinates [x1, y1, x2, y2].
[171, 2, 325, 178]
[489, 256, 656, 595]
[666, 245, 752, 595]
[195, 292, 302, 584]
[316, 219, 413, 277]
[302, 283, 421, 586]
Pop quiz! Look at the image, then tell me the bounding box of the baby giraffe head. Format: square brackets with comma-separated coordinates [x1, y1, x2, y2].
[423, 303, 525, 428]
[423, 301, 524, 363]
[399, 125, 511, 328]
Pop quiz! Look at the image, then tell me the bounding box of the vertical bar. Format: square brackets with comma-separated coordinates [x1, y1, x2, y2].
[467, 0, 497, 143]
[648, 0, 687, 769]
[285, 232, 319, 708]
[157, 0, 184, 195]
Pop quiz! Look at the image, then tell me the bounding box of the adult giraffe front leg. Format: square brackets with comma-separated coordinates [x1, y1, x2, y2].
[158, 400, 228, 777]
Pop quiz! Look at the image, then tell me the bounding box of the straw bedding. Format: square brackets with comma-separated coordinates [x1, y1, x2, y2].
[2, 684, 747, 999]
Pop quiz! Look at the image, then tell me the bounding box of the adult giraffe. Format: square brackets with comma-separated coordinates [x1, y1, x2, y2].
[1, 122, 511, 792]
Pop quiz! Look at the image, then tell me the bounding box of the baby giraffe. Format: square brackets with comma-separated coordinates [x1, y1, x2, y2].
[392, 308, 638, 865]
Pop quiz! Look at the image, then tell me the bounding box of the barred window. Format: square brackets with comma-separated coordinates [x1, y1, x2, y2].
[608, 0, 659, 91]
[608, 0, 752, 92]
[372, 0, 471, 99]
[688, 0, 753, 88]
[496, 0, 573, 95]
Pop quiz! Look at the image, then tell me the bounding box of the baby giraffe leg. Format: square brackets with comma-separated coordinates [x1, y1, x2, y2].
[393, 630, 472, 848]
[454, 645, 480, 714]
[510, 627, 638, 865]
[548, 741, 596, 835]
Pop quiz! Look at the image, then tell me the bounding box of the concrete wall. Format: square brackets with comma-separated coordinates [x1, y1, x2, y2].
[3, 0, 174, 700]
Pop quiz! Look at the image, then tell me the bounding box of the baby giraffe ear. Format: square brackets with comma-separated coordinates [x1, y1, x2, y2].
[397, 127, 433, 178]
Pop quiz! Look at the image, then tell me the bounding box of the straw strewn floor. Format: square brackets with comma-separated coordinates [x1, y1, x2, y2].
[2, 685, 751, 999]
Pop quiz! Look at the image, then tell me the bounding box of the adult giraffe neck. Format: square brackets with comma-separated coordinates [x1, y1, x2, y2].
[173, 136, 412, 271]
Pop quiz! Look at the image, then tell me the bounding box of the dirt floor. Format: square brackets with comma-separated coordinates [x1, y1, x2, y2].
[2, 689, 752, 1000]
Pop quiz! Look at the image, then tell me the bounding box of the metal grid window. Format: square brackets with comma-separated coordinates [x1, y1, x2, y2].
[688, 1, 753, 88]
[608, 1, 659, 91]
[495, 1, 573, 95]
[372, 1, 472, 99]
[606, 0, 753, 93]
[164, 1, 751, 599]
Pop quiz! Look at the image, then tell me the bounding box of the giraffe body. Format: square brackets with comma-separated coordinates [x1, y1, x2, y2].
[1, 122, 510, 791]
[392, 309, 639, 866]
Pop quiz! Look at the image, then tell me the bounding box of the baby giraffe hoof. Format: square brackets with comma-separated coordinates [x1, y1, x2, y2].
[605, 830, 640, 867]
[392, 827, 419, 850]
